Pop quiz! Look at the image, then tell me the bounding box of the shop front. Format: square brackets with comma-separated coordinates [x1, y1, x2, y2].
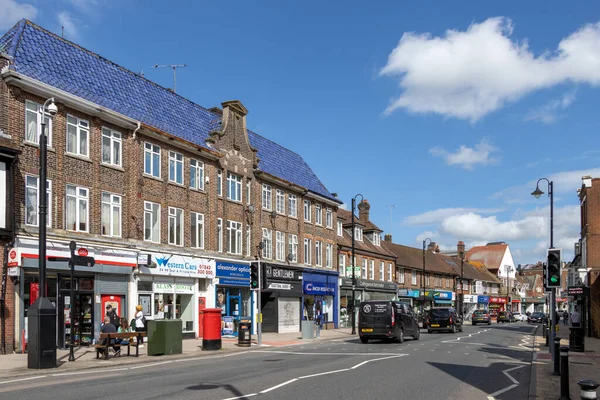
[425, 290, 455, 307]
[302, 269, 338, 329]
[137, 252, 215, 338]
[477, 295, 490, 310]
[9, 237, 137, 350]
[489, 296, 508, 319]
[340, 278, 397, 329]
[463, 294, 478, 317]
[397, 288, 420, 307]
[260, 263, 302, 334]
[215, 261, 252, 337]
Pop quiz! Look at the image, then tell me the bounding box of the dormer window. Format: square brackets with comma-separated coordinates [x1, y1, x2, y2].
[337, 220, 343, 236]
[354, 226, 363, 241]
[372, 232, 381, 246]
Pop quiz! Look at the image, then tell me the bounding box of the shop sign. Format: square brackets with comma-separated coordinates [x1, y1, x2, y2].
[478, 295, 490, 303]
[154, 283, 195, 293]
[267, 282, 291, 290]
[7, 267, 19, 276]
[7, 248, 20, 267]
[463, 295, 478, 303]
[217, 278, 250, 287]
[567, 286, 589, 296]
[490, 297, 507, 304]
[264, 265, 301, 281]
[216, 262, 250, 280]
[398, 288, 420, 298]
[424, 290, 453, 300]
[303, 281, 336, 295]
[345, 266, 361, 276]
[145, 253, 215, 278]
[556, 297, 568, 302]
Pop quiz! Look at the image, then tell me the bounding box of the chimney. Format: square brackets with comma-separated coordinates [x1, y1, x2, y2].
[358, 199, 370, 223]
[457, 241, 465, 259]
[427, 242, 437, 251]
[384, 233, 392, 242]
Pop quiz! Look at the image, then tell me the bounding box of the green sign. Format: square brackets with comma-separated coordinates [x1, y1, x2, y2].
[345, 266, 361, 275]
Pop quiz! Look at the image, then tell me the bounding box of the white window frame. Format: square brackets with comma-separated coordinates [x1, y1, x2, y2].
[217, 170, 223, 197]
[101, 192, 121, 237]
[101, 127, 122, 167]
[246, 180, 251, 205]
[288, 194, 297, 218]
[373, 232, 381, 246]
[246, 226, 251, 256]
[190, 212, 204, 249]
[326, 244, 333, 268]
[226, 172, 242, 202]
[25, 100, 53, 147]
[369, 260, 375, 280]
[190, 159, 205, 190]
[304, 200, 311, 222]
[262, 228, 272, 259]
[276, 231, 285, 261]
[168, 207, 183, 246]
[144, 142, 161, 178]
[217, 218, 223, 252]
[144, 201, 161, 243]
[355, 226, 363, 241]
[362, 259, 367, 279]
[326, 208, 332, 228]
[411, 270, 417, 285]
[65, 184, 89, 232]
[397, 266, 403, 284]
[304, 238, 312, 265]
[379, 262, 384, 281]
[168, 151, 184, 184]
[315, 241, 322, 266]
[339, 254, 346, 276]
[276, 189, 285, 214]
[66, 115, 89, 157]
[262, 184, 272, 210]
[25, 175, 52, 227]
[337, 220, 343, 236]
[227, 220, 243, 255]
[288, 234, 298, 263]
[315, 204, 322, 226]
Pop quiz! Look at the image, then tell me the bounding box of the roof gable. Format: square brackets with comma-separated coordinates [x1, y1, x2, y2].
[465, 244, 508, 271]
[0, 20, 339, 202]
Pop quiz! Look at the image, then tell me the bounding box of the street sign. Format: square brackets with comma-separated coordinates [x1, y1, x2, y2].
[77, 247, 89, 257]
[74, 256, 95, 267]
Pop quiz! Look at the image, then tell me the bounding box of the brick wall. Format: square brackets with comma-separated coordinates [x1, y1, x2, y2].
[582, 178, 600, 337]
[1, 241, 16, 353]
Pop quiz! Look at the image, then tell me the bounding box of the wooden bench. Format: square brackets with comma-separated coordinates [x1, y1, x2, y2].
[95, 332, 147, 360]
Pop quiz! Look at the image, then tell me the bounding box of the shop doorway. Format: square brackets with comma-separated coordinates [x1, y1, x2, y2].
[216, 287, 252, 336]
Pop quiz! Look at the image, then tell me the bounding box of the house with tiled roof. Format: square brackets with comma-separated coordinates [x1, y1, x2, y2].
[0, 19, 342, 351]
[335, 200, 397, 327]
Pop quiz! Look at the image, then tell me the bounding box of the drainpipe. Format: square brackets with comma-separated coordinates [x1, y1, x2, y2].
[132, 121, 141, 139]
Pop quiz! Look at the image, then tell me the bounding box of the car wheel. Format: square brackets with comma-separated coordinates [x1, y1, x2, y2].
[488, 321, 491, 325]
[397, 328, 404, 344]
[414, 328, 420, 341]
[360, 336, 368, 344]
[427, 329, 432, 334]
[472, 322, 477, 326]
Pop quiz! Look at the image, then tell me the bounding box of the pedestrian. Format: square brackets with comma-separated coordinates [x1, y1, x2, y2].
[571, 306, 581, 328]
[563, 311, 569, 326]
[105, 304, 120, 330]
[134, 304, 146, 347]
[100, 316, 120, 356]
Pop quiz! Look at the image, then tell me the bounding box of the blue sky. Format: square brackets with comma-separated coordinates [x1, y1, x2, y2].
[2, 0, 600, 264]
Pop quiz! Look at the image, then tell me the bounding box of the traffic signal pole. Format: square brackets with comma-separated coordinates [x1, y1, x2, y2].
[257, 259, 262, 347]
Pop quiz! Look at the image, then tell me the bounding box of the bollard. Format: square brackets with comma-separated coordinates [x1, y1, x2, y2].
[545, 327, 550, 347]
[553, 337, 561, 375]
[578, 379, 599, 400]
[543, 322, 548, 338]
[560, 346, 569, 400]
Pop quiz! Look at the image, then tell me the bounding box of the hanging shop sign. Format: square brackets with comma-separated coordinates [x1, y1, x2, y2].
[143, 253, 215, 278]
[489, 297, 507, 304]
[478, 295, 490, 303]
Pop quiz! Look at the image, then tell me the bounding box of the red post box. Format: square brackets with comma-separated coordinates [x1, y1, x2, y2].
[202, 308, 222, 350]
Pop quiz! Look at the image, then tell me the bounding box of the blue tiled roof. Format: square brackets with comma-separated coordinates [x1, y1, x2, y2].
[1, 19, 340, 202]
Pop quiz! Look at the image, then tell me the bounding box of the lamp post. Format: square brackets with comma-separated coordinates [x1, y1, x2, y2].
[422, 238, 432, 316]
[350, 194, 363, 335]
[531, 177, 555, 358]
[457, 241, 465, 317]
[505, 266, 513, 312]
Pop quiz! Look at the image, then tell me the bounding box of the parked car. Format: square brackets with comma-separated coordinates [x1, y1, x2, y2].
[512, 312, 526, 322]
[471, 309, 492, 325]
[527, 312, 545, 323]
[426, 307, 463, 333]
[358, 300, 420, 344]
[497, 311, 511, 323]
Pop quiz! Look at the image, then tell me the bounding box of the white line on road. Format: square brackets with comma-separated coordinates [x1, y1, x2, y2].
[298, 368, 350, 379]
[253, 350, 399, 356]
[350, 354, 406, 369]
[222, 394, 258, 400]
[130, 361, 173, 369]
[260, 378, 299, 393]
[486, 364, 527, 399]
[52, 368, 128, 377]
[0, 375, 47, 385]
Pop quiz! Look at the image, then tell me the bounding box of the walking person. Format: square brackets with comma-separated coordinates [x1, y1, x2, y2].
[562, 310, 569, 326]
[571, 306, 581, 328]
[134, 305, 147, 347]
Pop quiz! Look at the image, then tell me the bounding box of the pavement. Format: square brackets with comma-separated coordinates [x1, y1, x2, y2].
[530, 324, 600, 399]
[0, 327, 355, 380]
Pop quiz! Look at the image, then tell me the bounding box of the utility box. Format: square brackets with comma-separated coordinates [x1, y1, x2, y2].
[301, 320, 314, 340]
[147, 319, 183, 356]
[27, 297, 57, 369]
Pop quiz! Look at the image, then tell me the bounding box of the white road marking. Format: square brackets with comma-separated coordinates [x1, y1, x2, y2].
[130, 361, 172, 369]
[350, 354, 406, 369]
[486, 365, 527, 399]
[222, 394, 258, 400]
[298, 368, 350, 379]
[0, 375, 47, 385]
[52, 368, 128, 377]
[173, 351, 251, 362]
[260, 378, 299, 393]
[254, 350, 397, 356]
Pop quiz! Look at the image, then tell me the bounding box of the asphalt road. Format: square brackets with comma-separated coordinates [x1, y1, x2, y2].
[0, 322, 538, 400]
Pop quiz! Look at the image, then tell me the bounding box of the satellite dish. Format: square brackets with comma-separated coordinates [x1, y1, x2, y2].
[287, 253, 294, 262]
[247, 205, 255, 213]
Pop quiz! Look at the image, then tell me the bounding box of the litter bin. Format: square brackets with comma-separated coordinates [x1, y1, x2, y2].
[147, 319, 183, 356]
[202, 308, 222, 350]
[238, 321, 252, 347]
[569, 327, 585, 352]
[301, 320, 314, 340]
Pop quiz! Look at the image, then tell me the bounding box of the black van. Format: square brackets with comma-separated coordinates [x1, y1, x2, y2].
[358, 300, 420, 344]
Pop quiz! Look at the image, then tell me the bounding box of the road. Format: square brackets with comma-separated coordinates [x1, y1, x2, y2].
[0, 323, 538, 400]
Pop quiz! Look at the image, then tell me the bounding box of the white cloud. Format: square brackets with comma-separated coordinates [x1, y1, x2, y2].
[379, 17, 600, 121]
[526, 90, 577, 124]
[0, 0, 37, 30]
[415, 231, 437, 243]
[429, 138, 499, 170]
[404, 207, 504, 226]
[68, 0, 98, 12]
[440, 212, 546, 242]
[57, 11, 78, 40]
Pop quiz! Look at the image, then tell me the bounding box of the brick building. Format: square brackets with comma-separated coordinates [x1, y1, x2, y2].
[335, 200, 397, 328]
[0, 19, 341, 351]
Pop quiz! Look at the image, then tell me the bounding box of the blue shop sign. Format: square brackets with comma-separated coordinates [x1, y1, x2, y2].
[425, 290, 453, 300]
[478, 295, 490, 304]
[398, 289, 420, 298]
[303, 271, 337, 296]
[216, 262, 250, 279]
[218, 278, 250, 287]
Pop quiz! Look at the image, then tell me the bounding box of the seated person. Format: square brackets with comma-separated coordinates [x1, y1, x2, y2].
[100, 316, 120, 355]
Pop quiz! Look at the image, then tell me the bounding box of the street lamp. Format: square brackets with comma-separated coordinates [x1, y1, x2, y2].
[531, 177, 555, 358]
[504, 265, 513, 312]
[457, 241, 465, 317]
[422, 238, 432, 316]
[350, 194, 363, 335]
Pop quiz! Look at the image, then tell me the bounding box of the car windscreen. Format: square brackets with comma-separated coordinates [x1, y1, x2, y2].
[473, 310, 486, 314]
[431, 309, 450, 317]
[531, 313, 543, 317]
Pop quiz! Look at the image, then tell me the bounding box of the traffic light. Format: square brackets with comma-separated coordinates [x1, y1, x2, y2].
[250, 263, 260, 290]
[546, 249, 562, 288]
[542, 262, 548, 291]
